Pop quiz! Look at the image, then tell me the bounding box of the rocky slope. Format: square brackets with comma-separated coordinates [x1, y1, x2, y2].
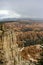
[0, 22, 43, 65]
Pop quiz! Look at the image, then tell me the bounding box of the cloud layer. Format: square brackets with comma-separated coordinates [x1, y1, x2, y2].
[0, 10, 21, 19]
[0, 0, 43, 18]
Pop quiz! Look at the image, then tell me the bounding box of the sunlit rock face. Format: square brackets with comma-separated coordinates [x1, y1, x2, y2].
[0, 22, 43, 65]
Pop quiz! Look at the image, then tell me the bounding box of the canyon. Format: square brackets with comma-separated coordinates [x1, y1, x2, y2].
[0, 21, 43, 65]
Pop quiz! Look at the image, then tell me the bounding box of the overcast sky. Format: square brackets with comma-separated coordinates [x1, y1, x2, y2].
[0, 0, 43, 18]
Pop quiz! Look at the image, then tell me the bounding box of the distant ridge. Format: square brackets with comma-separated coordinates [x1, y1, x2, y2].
[0, 18, 43, 23]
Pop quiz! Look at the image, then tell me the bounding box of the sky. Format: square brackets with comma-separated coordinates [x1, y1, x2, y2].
[0, 0, 43, 19]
